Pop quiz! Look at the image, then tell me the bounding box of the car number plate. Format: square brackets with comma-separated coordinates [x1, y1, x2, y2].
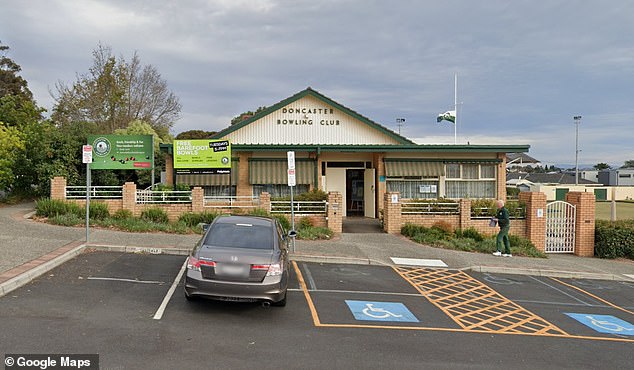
[216, 264, 248, 276]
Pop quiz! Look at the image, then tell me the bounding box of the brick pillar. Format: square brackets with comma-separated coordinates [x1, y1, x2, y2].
[519, 192, 547, 252]
[50, 176, 67, 200]
[191, 187, 204, 213]
[122, 182, 137, 215]
[566, 191, 595, 257]
[327, 191, 343, 233]
[383, 192, 401, 234]
[260, 192, 271, 213]
[236, 152, 252, 197]
[165, 154, 174, 186]
[459, 198, 471, 230]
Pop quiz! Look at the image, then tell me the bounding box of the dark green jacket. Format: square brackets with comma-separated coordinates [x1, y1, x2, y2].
[496, 207, 510, 228]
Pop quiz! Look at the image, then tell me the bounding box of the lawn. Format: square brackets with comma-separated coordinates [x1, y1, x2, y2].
[595, 201, 634, 220]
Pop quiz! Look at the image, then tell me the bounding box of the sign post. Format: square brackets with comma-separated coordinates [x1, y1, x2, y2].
[287, 151, 296, 252]
[82, 145, 93, 243]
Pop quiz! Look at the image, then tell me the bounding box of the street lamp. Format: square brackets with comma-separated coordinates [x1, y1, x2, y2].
[396, 118, 406, 135]
[574, 115, 582, 185]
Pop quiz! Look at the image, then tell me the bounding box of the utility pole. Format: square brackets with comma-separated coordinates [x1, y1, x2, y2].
[574, 115, 582, 185]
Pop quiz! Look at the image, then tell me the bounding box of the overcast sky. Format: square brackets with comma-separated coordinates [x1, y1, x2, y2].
[2, 0, 633, 167]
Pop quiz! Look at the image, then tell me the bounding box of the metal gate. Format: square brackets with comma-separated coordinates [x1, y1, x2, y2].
[545, 201, 576, 253]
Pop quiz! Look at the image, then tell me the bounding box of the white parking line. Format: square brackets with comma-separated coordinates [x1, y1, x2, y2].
[287, 288, 422, 297]
[153, 258, 188, 320]
[87, 277, 164, 285]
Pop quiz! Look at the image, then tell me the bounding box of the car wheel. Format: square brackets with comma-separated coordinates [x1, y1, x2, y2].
[272, 291, 287, 307]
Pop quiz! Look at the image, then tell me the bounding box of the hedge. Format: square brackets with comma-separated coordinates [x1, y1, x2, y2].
[595, 220, 634, 259]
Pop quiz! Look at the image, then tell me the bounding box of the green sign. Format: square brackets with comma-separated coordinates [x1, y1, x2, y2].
[173, 139, 231, 174]
[88, 135, 154, 170]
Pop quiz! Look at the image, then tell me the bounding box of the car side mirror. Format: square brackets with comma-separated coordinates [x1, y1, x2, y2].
[199, 223, 210, 232]
[288, 230, 297, 238]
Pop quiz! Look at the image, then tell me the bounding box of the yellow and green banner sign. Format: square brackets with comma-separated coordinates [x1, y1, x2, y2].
[173, 139, 231, 174]
[88, 135, 154, 170]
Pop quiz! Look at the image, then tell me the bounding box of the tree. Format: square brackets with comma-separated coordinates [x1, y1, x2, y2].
[175, 130, 217, 139]
[52, 44, 181, 134]
[621, 160, 634, 169]
[0, 123, 25, 191]
[594, 163, 611, 170]
[230, 106, 267, 125]
[0, 42, 33, 103]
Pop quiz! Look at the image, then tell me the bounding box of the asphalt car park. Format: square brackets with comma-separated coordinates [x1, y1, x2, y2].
[1, 251, 633, 369]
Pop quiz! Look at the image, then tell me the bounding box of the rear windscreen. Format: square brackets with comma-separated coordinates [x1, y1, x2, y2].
[203, 223, 274, 249]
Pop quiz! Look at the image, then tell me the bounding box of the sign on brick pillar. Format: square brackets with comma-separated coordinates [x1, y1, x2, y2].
[566, 192, 595, 257]
[327, 191, 343, 233]
[122, 182, 137, 215]
[520, 192, 547, 252]
[383, 192, 401, 234]
[191, 187, 204, 213]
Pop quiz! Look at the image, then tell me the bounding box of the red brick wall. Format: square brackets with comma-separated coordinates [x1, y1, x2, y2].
[566, 191, 595, 257]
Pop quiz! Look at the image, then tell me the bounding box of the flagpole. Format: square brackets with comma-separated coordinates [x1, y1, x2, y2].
[454, 73, 457, 144]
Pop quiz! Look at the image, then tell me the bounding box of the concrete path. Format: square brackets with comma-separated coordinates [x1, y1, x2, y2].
[1, 202, 633, 291]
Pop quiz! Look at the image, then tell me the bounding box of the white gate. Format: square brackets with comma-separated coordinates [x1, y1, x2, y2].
[545, 201, 576, 253]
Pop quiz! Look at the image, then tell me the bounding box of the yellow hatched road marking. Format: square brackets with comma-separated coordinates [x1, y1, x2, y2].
[395, 267, 568, 335]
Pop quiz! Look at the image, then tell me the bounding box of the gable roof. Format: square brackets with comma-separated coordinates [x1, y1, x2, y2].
[211, 87, 416, 145]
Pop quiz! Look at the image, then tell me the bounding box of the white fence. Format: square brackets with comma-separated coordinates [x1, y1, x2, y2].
[136, 190, 192, 204]
[401, 201, 460, 215]
[66, 186, 123, 199]
[271, 200, 328, 215]
[203, 196, 260, 209]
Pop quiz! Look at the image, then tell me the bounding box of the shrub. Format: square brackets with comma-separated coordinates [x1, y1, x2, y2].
[401, 223, 428, 237]
[247, 208, 270, 217]
[595, 220, 634, 259]
[140, 207, 169, 224]
[297, 226, 333, 240]
[456, 227, 484, 242]
[49, 213, 83, 226]
[88, 202, 110, 220]
[298, 217, 313, 230]
[35, 198, 83, 218]
[272, 214, 291, 231]
[112, 209, 134, 220]
[431, 220, 453, 235]
[178, 211, 220, 227]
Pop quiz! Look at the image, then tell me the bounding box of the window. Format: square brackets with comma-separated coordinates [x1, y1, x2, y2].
[618, 173, 631, 178]
[444, 163, 498, 199]
[387, 180, 439, 199]
[253, 184, 310, 198]
[204, 185, 236, 197]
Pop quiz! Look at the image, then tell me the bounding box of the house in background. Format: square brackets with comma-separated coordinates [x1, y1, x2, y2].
[506, 172, 600, 200]
[506, 153, 541, 171]
[598, 169, 634, 186]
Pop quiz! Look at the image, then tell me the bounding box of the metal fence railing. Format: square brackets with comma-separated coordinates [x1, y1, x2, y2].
[401, 201, 460, 215]
[271, 200, 328, 215]
[203, 196, 260, 209]
[66, 186, 123, 199]
[136, 190, 192, 204]
[471, 206, 526, 219]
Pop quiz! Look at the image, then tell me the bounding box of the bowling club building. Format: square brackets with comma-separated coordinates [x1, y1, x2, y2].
[162, 87, 529, 218]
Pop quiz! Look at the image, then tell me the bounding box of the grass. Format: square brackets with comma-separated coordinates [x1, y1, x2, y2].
[595, 201, 634, 220]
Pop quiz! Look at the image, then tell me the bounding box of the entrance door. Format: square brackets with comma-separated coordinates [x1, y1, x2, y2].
[325, 168, 347, 217]
[364, 169, 375, 218]
[545, 201, 576, 253]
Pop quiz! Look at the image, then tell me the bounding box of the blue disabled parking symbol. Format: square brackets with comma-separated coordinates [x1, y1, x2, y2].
[565, 313, 634, 336]
[345, 300, 419, 323]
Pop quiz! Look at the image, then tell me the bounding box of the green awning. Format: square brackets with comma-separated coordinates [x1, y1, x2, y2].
[249, 159, 314, 185]
[176, 161, 238, 186]
[385, 161, 444, 177]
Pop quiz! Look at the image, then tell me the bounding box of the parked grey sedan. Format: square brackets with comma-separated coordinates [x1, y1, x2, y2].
[184, 215, 291, 306]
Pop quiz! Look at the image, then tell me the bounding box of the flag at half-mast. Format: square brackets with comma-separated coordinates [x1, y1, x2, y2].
[437, 110, 456, 124]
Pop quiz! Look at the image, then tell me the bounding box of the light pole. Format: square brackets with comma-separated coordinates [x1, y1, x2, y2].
[396, 118, 406, 135]
[574, 115, 582, 185]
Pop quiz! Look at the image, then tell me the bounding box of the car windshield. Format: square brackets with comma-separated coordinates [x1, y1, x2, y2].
[203, 222, 274, 250]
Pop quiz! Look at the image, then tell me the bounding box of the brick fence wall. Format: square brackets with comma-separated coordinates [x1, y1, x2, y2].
[383, 191, 595, 255]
